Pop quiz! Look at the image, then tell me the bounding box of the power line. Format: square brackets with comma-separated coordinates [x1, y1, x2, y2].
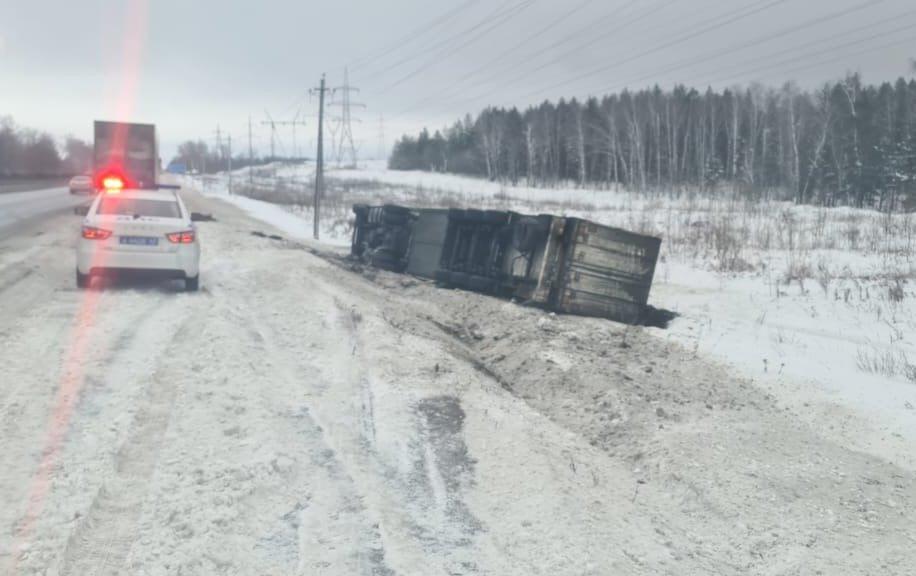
[457, 2, 914, 114]
[281, 4, 482, 118]
[773, 30, 916, 79]
[512, 0, 791, 103]
[290, 1, 536, 118]
[270, 113, 309, 160]
[349, 0, 482, 72]
[456, 0, 599, 84]
[723, 7, 914, 76]
[280, 1, 485, 118]
[702, 18, 916, 87]
[361, 0, 523, 86]
[392, 0, 776, 119]
[686, 6, 915, 86]
[392, 0, 619, 117]
[465, 0, 642, 91]
[381, 0, 538, 93]
[479, 0, 672, 96]
[588, 0, 889, 97]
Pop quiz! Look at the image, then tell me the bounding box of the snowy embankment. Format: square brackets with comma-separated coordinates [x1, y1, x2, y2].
[184, 165, 350, 245]
[189, 162, 916, 471]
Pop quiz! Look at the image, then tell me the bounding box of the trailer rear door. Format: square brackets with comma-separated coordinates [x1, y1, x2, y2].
[552, 220, 661, 324]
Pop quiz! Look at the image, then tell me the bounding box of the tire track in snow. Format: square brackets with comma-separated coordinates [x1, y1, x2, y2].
[236, 285, 396, 576]
[328, 297, 487, 573]
[56, 297, 199, 576]
[0, 248, 58, 336]
[0, 291, 167, 441]
[7, 289, 192, 575]
[414, 396, 482, 543]
[259, 266, 489, 574]
[203, 254, 487, 573]
[0, 213, 81, 334]
[0, 263, 33, 295]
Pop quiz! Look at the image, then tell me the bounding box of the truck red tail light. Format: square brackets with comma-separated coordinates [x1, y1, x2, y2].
[81, 226, 112, 240]
[167, 231, 195, 244]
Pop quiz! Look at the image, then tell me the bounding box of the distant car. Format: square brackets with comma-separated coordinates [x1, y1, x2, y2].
[76, 185, 201, 291]
[69, 174, 94, 195]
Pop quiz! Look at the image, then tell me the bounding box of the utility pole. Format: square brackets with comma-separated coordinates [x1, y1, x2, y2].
[330, 67, 365, 168]
[292, 111, 300, 160]
[310, 74, 332, 240]
[261, 112, 278, 161]
[248, 115, 254, 184]
[228, 134, 233, 195]
[213, 124, 224, 178]
[292, 110, 304, 160]
[377, 113, 386, 160]
[214, 124, 223, 161]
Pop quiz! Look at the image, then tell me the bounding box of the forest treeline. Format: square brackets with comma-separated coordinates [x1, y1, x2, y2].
[389, 75, 916, 210]
[0, 117, 92, 178]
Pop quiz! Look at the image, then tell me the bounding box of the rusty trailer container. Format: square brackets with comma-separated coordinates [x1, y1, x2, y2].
[532, 218, 662, 325]
[435, 211, 661, 324]
[350, 203, 662, 325]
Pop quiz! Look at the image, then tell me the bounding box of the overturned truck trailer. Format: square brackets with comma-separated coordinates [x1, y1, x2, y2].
[351, 205, 661, 325]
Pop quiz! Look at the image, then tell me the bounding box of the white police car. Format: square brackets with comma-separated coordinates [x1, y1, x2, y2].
[76, 177, 201, 291]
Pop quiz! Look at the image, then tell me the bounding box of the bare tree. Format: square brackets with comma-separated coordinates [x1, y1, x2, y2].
[389, 75, 916, 210]
[572, 103, 587, 186]
[801, 86, 833, 204]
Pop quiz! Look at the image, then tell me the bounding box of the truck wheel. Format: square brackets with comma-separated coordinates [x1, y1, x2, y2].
[185, 276, 199, 292]
[76, 270, 90, 289]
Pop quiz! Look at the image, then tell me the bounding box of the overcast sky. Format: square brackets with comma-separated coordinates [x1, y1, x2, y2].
[2, 0, 915, 160]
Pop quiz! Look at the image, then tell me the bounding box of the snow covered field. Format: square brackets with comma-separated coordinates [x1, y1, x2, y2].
[197, 162, 916, 472]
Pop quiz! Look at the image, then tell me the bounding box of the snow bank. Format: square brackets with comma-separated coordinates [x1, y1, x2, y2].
[185, 172, 352, 247]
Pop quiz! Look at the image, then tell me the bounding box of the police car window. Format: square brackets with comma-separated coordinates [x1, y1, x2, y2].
[97, 198, 181, 218]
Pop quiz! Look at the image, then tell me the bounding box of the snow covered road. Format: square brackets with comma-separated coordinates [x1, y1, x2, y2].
[1, 192, 653, 575]
[1, 190, 914, 575]
[0, 187, 89, 237]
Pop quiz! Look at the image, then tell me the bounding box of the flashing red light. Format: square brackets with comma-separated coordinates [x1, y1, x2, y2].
[81, 226, 112, 240]
[93, 168, 130, 192]
[167, 230, 195, 244]
[102, 176, 125, 192]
